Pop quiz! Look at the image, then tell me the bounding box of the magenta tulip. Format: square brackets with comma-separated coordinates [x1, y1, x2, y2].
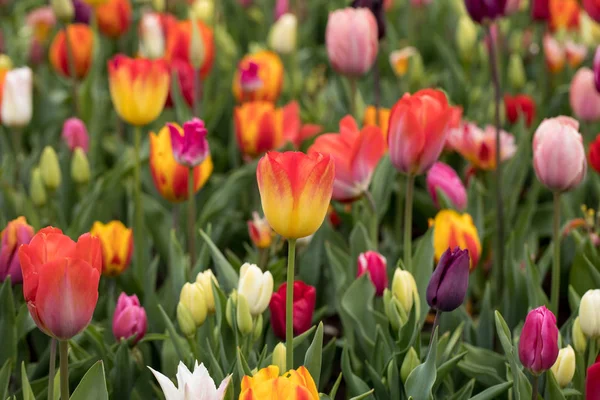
[426, 162, 467, 211]
[518, 306, 559, 375]
[357, 251, 388, 296]
[113, 293, 147, 345]
[167, 118, 210, 168]
[570, 68, 600, 122]
[62, 118, 89, 153]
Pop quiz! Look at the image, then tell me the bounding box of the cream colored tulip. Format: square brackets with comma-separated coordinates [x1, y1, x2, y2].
[268, 13, 297, 55]
[391, 268, 420, 318]
[196, 269, 218, 314]
[579, 289, 600, 338]
[237, 263, 273, 317]
[180, 282, 208, 327]
[2, 67, 32, 128]
[551, 345, 575, 388]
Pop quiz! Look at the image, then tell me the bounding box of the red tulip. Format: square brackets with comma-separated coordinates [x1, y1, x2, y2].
[357, 251, 388, 296]
[589, 134, 600, 174]
[587, 362, 600, 399]
[18, 227, 102, 339]
[531, 0, 550, 21]
[504, 94, 536, 127]
[269, 281, 316, 339]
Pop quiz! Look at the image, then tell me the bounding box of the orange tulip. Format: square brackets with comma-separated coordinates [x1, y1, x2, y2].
[248, 212, 273, 249]
[363, 106, 390, 143]
[240, 366, 319, 400]
[233, 51, 284, 103]
[149, 124, 213, 202]
[257, 151, 335, 239]
[165, 19, 215, 79]
[549, 0, 580, 32]
[82, 0, 110, 6]
[49, 24, 94, 79]
[90, 220, 133, 277]
[0, 61, 9, 123]
[235, 102, 284, 158]
[96, 0, 132, 38]
[430, 210, 481, 269]
[108, 54, 170, 126]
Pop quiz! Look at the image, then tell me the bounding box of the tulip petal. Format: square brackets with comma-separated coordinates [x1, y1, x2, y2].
[149, 366, 180, 400]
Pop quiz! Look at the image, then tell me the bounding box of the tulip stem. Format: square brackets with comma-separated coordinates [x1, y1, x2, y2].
[404, 174, 415, 272]
[532, 374, 538, 400]
[133, 125, 144, 286]
[193, 67, 202, 117]
[186, 334, 199, 363]
[429, 310, 441, 351]
[588, 339, 598, 368]
[48, 339, 57, 400]
[188, 167, 196, 271]
[365, 191, 378, 248]
[551, 192, 561, 316]
[286, 238, 297, 371]
[63, 25, 78, 117]
[349, 78, 357, 119]
[59, 341, 69, 400]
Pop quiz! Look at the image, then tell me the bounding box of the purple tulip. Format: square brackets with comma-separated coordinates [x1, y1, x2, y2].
[426, 248, 470, 312]
[0, 217, 34, 285]
[426, 162, 467, 211]
[464, 0, 507, 24]
[62, 118, 89, 153]
[167, 118, 210, 168]
[113, 293, 147, 345]
[72, 0, 92, 24]
[352, 0, 386, 39]
[518, 306, 559, 375]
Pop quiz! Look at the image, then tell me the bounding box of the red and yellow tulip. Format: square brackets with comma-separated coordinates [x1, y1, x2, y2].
[90, 220, 133, 277]
[430, 210, 481, 270]
[235, 102, 285, 158]
[165, 19, 215, 79]
[233, 51, 284, 103]
[240, 365, 319, 400]
[96, 0, 132, 38]
[49, 24, 94, 79]
[363, 106, 390, 143]
[149, 124, 213, 203]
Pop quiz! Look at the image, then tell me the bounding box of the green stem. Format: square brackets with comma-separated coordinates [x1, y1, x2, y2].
[11, 128, 22, 185]
[188, 167, 196, 272]
[404, 174, 415, 272]
[532, 374, 538, 400]
[349, 78, 357, 119]
[428, 309, 441, 351]
[551, 192, 561, 315]
[395, 176, 404, 244]
[193, 67, 202, 117]
[588, 339, 598, 368]
[258, 247, 269, 271]
[48, 339, 57, 400]
[133, 126, 144, 284]
[364, 191, 378, 249]
[63, 25, 78, 117]
[59, 341, 69, 400]
[286, 239, 297, 371]
[186, 334, 199, 362]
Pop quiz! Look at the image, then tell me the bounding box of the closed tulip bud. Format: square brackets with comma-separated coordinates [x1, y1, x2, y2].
[357, 251, 388, 296]
[238, 263, 274, 316]
[62, 118, 89, 153]
[594, 46, 600, 93]
[189, 17, 206, 70]
[572, 317, 587, 352]
[180, 282, 208, 327]
[253, 313, 263, 341]
[195, 269, 218, 314]
[30, 168, 47, 207]
[570, 68, 600, 122]
[112, 293, 147, 345]
[518, 306, 559, 375]
[551, 345, 576, 387]
[391, 268, 420, 319]
[579, 289, 600, 338]
[90, 220, 133, 276]
[456, 16, 478, 63]
[236, 293, 253, 336]
[408, 52, 425, 86]
[190, 0, 214, 24]
[464, 0, 506, 24]
[1, 67, 33, 128]
[269, 280, 317, 339]
[383, 289, 404, 331]
[177, 302, 196, 338]
[71, 148, 90, 185]
[40, 146, 62, 191]
[168, 118, 210, 168]
[0, 54, 12, 70]
[426, 162, 467, 211]
[268, 13, 297, 55]
[51, 0, 74, 23]
[400, 347, 420, 383]
[508, 53, 526, 90]
[426, 248, 470, 312]
[248, 212, 273, 249]
[272, 343, 286, 373]
[152, 0, 165, 12]
[225, 291, 237, 329]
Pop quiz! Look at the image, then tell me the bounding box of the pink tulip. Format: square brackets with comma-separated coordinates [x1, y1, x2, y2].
[0, 217, 34, 285]
[504, 0, 521, 14]
[594, 46, 600, 92]
[426, 162, 467, 211]
[62, 118, 90, 153]
[543, 35, 566, 74]
[518, 306, 559, 375]
[357, 251, 388, 296]
[325, 8, 379, 77]
[533, 116, 586, 192]
[167, 118, 210, 168]
[274, 0, 289, 20]
[570, 68, 600, 122]
[113, 293, 147, 345]
[565, 41, 587, 69]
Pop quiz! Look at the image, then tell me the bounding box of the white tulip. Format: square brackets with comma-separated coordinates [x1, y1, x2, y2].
[1, 67, 32, 128]
[149, 361, 230, 400]
[268, 13, 297, 55]
[551, 345, 576, 388]
[237, 263, 273, 316]
[139, 13, 165, 59]
[579, 289, 600, 338]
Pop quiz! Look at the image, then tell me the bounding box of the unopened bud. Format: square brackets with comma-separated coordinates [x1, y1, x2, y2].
[236, 293, 253, 336]
[71, 148, 90, 184]
[177, 302, 197, 338]
[30, 167, 47, 207]
[0, 54, 12, 70]
[189, 18, 206, 70]
[40, 146, 62, 191]
[400, 347, 420, 383]
[190, 0, 214, 24]
[51, 0, 74, 23]
[253, 314, 263, 342]
[152, 0, 165, 12]
[573, 317, 587, 353]
[508, 53, 526, 90]
[226, 290, 237, 329]
[272, 343, 286, 373]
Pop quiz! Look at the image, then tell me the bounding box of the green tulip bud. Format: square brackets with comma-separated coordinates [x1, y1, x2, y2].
[391, 269, 420, 319]
[189, 16, 206, 70]
[572, 317, 587, 353]
[253, 314, 263, 342]
[400, 347, 420, 383]
[71, 148, 90, 185]
[236, 294, 253, 336]
[30, 167, 47, 207]
[177, 302, 197, 338]
[189, 0, 214, 24]
[152, 0, 165, 12]
[226, 290, 237, 329]
[456, 16, 478, 63]
[272, 343, 286, 373]
[40, 146, 62, 191]
[409, 52, 425, 87]
[51, 0, 74, 24]
[180, 282, 208, 327]
[508, 53, 526, 91]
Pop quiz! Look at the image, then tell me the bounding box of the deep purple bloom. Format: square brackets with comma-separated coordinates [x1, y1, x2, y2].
[167, 118, 210, 168]
[426, 247, 470, 312]
[72, 0, 92, 24]
[240, 62, 263, 92]
[464, 0, 507, 24]
[352, 0, 386, 39]
[113, 293, 147, 345]
[518, 306, 559, 375]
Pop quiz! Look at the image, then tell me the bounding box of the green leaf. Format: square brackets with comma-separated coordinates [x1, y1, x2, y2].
[0, 359, 12, 400]
[544, 370, 566, 400]
[387, 359, 400, 400]
[70, 361, 109, 400]
[405, 329, 438, 400]
[350, 389, 375, 400]
[447, 379, 475, 400]
[199, 229, 239, 292]
[110, 342, 133, 399]
[0, 279, 16, 367]
[341, 275, 377, 350]
[21, 362, 34, 400]
[236, 348, 252, 377]
[469, 381, 513, 400]
[434, 351, 467, 390]
[158, 305, 188, 364]
[476, 283, 494, 350]
[16, 304, 36, 341]
[169, 230, 187, 308]
[412, 229, 434, 323]
[349, 223, 373, 264]
[328, 373, 343, 400]
[304, 322, 324, 388]
[341, 347, 373, 399]
[370, 155, 395, 221]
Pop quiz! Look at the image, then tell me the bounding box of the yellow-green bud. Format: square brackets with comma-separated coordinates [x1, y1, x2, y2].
[272, 343, 286, 374]
[383, 289, 403, 332]
[190, 0, 214, 24]
[30, 167, 47, 207]
[51, 0, 74, 24]
[180, 282, 208, 327]
[0, 54, 12, 70]
[214, 26, 238, 69]
[508, 53, 526, 91]
[253, 314, 263, 342]
[409, 52, 425, 87]
[391, 269, 420, 320]
[177, 302, 197, 338]
[400, 347, 420, 383]
[551, 345, 576, 388]
[152, 0, 165, 12]
[456, 16, 478, 63]
[226, 290, 237, 329]
[572, 317, 587, 353]
[196, 269, 218, 314]
[40, 146, 62, 191]
[236, 294, 253, 336]
[268, 13, 297, 55]
[71, 148, 90, 185]
[189, 17, 206, 70]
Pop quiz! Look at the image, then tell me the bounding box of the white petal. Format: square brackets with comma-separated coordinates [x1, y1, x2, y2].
[149, 367, 182, 400]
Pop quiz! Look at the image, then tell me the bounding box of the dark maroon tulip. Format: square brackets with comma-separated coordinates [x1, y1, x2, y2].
[72, 0, 92, 24]
[464, 0, 507, 24]
[352, 0, 386, 39]
[426, 248, 469, 312]
[531, 0, 550, 21]
[518, 306, 559, 375]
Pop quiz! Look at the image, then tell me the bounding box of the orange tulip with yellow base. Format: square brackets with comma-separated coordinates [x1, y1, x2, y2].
[165, 19, 215, 79]
[149, 124, 213, 203]
[239, 366, 319, 400]
[430, 209, 481, 270]
[233, 51, 284, 103]
[90, 220, 133, 277]
[257, 151, 334, 239]
[96, 0, 132, 39]
[49, 24, 94, 79]
[108, 54, 170, 126]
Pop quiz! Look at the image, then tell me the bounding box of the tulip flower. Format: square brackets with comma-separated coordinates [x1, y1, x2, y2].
[150, 361, 231, 400]
[0, 217, 34, 284]
[232, 51, 284, 103]
[82, 0, 110, 5]
[543, 34, 566, 74]
[549, 0, 580, 31]
[270, 280, 316, 339]
[594, 46, 600, 93]
[50, 0, 72, 22]
[257, 151, 335, 239]
[357, 251, 388, 296]
[18, 227, 102, 339]
[464, 0, 506, 24]
[531, 0, 550, 20]
[138, 12, 173, 59]
[73, 0, 92, 24]
[325, 8, 379, 77]
[237, 263, 274, 316]
[49, 24, 94, 79]
[508, 54, 526, 90]
[39, 146, 62, 191]
[566, 41, 588, 69]
[551, 345, 575, 387]
[389, 47, 418, 77]
[268, 13, 297, 55]
[570, 68, 600, 122]
[585, 0, 600, 22]
[572, 316, 588, 352]
[1, 67, 33, 128]
[308, 116, 386, 202]
[446, 122, 516, 170]
[518, 306, 559, 375]
[391, 268, 420, 319]
[351, 0, 386, 39]
[240, 366, 318, 400]
[180, 282, 208, 327]
[430, 210, 481, 269]
[112, 293, 147, 344]
[165, 19, 215, 79]
[363, 106, 390, 142]
[579, 289, 600, 338]
[234, 102, 286, 158]
[504, 94, 536, 127]
[26, 7, 56, 45]
[248, 212, 273, 249]
[195, 270, 218, 314]
[456, 17, 478, 63]
[96, 0, 132, 38]
[587, 361, 600, 398]
[90, 220, 133, 277]
[149, 124, 213, 202]
[167, 118, 209, 168]
[62, 118, 89, 153]
[71, 148, 90, 185]
[589, 135, 600, 174]
[426, 247, 470, 312]
[108, 54, 170, 126]
[426, 162, 467, 211]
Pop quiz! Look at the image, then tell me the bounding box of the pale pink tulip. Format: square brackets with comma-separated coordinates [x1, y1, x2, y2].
[570, 68, 600, 122]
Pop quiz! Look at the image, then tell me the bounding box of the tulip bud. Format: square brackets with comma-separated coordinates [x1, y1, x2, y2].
[0, 217, 34, 285]
[196, 269, 218, 314]
[189, 18, 206, 70]
[383, 289, 403, 331]
[400, 347, 420, 383]
[391, 268, 420, 319]
[177, 302, 196, 338]
[426, 162, 467, 211]
[226, 290, 237, 329]
[253, 313, 263, 341]
[0, 54, 12, 70]
[268, 13, 297, 55]
[1, 67, 33, 128]
[408, 52, 425, 87]
[40, 146, 62, 191]
[594, 46, 600, 93]
[180, 282, 208, 327]
[51, 0, 74, 24]
[357, 251, 388, 296]
[579, 289, 600, 338]
[152, 0, 165, 12]
[248, 212, 273, 249]
[508, 53, 526, 90]
[551, 345, 576, 388]
[236, 294, 253, 336]
[62, 118, 89, 153]
[238, 263, 274, 317]
[112, 293, 147, 345]
[71, 148, 90, 185]
[190, 0, 214, 24]
[30, 168, 47, 207]
[464, 0, 506, 24]
[456, 16, 478, 63]
[426, 248, 469, 312]
[518, 306, 559, 375]
[272, 343, 286, 373]
[139, 13, 165, 60]
[572, 317, 587, 353]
